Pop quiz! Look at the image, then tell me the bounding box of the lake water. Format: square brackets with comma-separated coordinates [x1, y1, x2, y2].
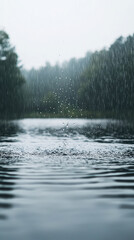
[0, 118, 134, 240]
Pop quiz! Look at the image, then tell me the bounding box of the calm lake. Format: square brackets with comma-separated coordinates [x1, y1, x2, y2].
[0, 118, 134, 240]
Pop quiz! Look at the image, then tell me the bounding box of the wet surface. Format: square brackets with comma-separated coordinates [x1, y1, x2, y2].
[0, 118, 134, 240]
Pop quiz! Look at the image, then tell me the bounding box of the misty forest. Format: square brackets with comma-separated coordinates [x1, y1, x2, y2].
[0, 30, 134, 119]
[1, 26, 134, 240]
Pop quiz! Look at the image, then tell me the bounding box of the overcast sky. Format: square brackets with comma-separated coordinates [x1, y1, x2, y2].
[0, 0, 134, 69]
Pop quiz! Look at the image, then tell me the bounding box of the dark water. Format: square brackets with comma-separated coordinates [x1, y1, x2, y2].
[0, 118, 134, 240]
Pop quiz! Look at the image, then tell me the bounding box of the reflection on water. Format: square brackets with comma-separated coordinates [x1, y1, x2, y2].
[0, 120, 23, 137]
[0, 165, 18, 221]
[0, 118, 134, 240]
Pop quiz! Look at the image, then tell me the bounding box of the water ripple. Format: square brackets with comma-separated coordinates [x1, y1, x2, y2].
[0, 119, 134, 240]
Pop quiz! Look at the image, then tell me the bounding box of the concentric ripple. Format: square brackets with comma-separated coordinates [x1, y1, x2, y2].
[0, 118, 134, 240]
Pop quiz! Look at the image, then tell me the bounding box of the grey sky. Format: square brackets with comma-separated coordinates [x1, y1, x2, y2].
[0, 0, 134, 69]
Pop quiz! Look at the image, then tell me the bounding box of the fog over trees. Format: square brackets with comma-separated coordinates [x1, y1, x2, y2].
[0, 30, 134, 119]
[22, 52, 91, 116]
[0, 30, 25, 118]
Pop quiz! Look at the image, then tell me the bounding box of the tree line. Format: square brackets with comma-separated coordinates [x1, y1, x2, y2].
[0, 30, 134, 119]
[79, 36, 134, 114]
[0, 30, 24, 118]
[22, 52, 91, 116]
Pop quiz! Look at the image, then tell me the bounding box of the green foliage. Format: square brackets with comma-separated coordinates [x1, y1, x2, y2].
[21, 33, 134, 118]
[0, 30, 25, 118]
[22, 53, 91, 115]
[2, 30, 134, 119]
[79, 35, 134, 114]
[42, 92, 58, 113]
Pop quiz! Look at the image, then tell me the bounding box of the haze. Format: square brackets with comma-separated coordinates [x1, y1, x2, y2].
[0, 0, 134, 69]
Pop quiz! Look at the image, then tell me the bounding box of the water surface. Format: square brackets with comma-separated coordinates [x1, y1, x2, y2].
[0, 118, 134, 240]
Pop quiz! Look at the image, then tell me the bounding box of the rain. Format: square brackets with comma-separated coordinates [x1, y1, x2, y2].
[0, 1, 134, 240]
